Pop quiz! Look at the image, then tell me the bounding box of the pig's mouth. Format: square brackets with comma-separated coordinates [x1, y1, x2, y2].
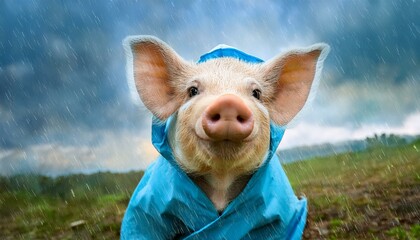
[194, 116, 258, 143]
[196, 131, 256, 143]
[193, 120, 258, 161]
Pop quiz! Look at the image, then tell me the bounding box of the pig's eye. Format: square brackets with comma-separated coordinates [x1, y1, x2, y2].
[252, 89, 261, 100]
[188, 86, 200, 97]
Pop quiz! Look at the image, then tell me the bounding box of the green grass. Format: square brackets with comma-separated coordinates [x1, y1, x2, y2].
[0, 172, 139, 239]
[284, 140, 420, 239]
[0, 140, 418, 239]
[385, 225, 420, 240]
[0, 191, 131, 239]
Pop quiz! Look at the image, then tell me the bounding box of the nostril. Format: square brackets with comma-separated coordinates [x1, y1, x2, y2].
[210, 113, 220, 122]
[202, 94, 254, 142]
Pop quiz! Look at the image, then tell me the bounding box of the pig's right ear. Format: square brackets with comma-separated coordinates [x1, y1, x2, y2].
[123, 36, 190, 120]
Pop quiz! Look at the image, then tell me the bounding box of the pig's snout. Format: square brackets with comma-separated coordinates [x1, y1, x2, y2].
[202, 95, 254, 142]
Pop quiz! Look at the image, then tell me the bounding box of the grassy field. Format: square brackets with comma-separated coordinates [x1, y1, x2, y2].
[0, 140, 419, 239]
[0, 172, 141, 239]
[284, 139, 420, 239]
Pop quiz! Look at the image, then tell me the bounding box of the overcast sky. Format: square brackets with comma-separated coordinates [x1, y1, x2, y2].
[1, 0, 419, 176]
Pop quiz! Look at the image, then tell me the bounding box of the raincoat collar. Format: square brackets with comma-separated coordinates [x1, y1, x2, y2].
[121, 47, 307, 240]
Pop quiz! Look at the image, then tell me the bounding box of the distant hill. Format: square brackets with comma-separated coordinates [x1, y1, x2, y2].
[278, 134, 419, 164]
[278, 140, 367, 164]
[0, 170, 144, 199]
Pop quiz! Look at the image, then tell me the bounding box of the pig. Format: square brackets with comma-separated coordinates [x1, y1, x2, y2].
[121, 35, 329, 239]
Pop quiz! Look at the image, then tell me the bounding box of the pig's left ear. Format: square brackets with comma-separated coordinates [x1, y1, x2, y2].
[262, 44, 330, 125]
[123, 35, 190, 120]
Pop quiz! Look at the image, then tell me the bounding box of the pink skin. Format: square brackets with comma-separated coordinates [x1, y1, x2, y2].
[202, 94, 254, 142]
[126, 36, 329, 211]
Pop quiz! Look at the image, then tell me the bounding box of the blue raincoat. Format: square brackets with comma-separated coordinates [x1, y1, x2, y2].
[121, 46, 307, 239]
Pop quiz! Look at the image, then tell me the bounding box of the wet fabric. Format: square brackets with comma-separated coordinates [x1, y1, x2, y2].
[121, 47, 307, 240]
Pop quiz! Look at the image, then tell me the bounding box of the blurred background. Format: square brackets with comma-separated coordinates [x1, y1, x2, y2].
[0, 1, 419, 239]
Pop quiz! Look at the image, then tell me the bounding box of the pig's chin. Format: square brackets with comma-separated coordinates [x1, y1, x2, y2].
[207, 141, 250, 160]
[172, 125, 269, 175]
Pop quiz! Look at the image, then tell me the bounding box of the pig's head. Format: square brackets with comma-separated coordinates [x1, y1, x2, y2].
[125, 36, 329, 178]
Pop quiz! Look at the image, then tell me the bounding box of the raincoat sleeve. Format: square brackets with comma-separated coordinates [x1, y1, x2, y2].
[121, 161, 170, 240]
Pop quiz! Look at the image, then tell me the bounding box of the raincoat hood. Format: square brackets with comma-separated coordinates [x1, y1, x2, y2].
[121, 46, 307, 239]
